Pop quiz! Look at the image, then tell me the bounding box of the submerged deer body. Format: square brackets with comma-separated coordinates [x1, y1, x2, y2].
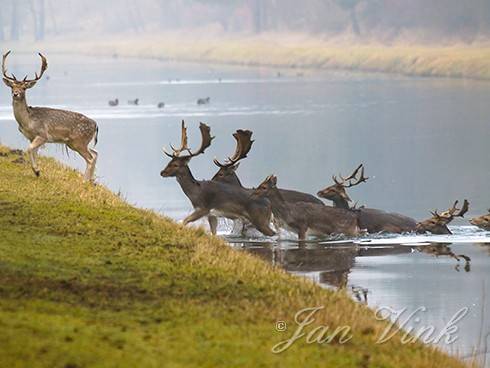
[253, 175, 359, 240]
[470, 209, 490, 231]
[2, 51, 98, 181]
[160, 121, 275, 237]
[212, 130, 323, 206]
[317, 164, 416, 233]
[416, 200, 469, 234]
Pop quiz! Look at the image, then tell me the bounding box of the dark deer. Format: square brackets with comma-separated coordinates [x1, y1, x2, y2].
[317, 164, 416, 233]
[108, 98, 119, 106]
[160, 121, 275, 237]
[252, 175, 359, 240]
[416, 200, 469, 234]
[470, 209, 490, 231]
[212, 130, 323, 205]
[2, 51, 99, 181]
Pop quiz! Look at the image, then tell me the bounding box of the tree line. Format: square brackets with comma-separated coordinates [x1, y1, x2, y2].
[1, 0, 490, 43]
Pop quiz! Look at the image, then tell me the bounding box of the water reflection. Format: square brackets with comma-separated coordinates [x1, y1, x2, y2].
[233, 240, 489, 365]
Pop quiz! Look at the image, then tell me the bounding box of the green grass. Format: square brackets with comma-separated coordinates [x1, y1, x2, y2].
[0, 145, 472, 367]
[8, 33, 490, 79]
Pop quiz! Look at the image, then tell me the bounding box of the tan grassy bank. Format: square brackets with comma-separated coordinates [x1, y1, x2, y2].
[8, 33, 490, 80]
[0, 145, 473, 367]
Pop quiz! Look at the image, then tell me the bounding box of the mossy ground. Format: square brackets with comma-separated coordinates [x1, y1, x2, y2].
[0, 146, 471, 367]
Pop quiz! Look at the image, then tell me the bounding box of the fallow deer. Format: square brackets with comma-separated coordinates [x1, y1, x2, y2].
[317, 164, 417, 233]
[212, 130, 323, 205]
[160, 121, 275, 237]
[2, 51, 99, 181]
[252, 175, 359, 240]
[416, 200, 469, 234]
[470, 209, 490, 231]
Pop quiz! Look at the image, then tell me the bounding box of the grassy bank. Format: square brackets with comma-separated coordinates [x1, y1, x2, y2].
[0, 145, 471, 367]
[8, 33, 490, 80]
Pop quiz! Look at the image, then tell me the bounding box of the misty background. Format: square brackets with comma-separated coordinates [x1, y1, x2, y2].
[1, 0, 490, 44]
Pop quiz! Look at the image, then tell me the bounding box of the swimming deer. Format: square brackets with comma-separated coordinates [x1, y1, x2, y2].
[212, 130, 323, 205]
[416, 200, 469, 234]
[2, 51, 99, 181]
[317, 164, 416, 233]
[160, 121, 275, 237]
[470, 209, 490, 231]
[252, 175, 359, 240]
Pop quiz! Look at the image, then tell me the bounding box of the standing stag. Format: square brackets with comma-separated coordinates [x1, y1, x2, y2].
[212, 130, 323, 205]
[470, 209, 490, 231]
[253, 175, 359, 240]
[317, 164, 417, 233]
[2, 51, 99, 181]
[416, 200, 469, 234]
[160, 121, 275, 236]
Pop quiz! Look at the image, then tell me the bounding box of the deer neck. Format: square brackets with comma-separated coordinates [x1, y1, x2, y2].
[268, 188, 290, 218]
[175, 166, 201, 204]
[12, 96, 31, 128]
[333, 197, 350, 209]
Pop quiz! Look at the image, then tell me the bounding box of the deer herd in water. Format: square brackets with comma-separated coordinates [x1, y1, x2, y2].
[2, 52, 490, 239]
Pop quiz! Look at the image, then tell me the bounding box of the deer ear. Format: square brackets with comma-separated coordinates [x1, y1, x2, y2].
[3, 78, 14, 88]
[231, 162, 240, 171]
[270, 175, 277, 186]
[23, 80, 37, 89]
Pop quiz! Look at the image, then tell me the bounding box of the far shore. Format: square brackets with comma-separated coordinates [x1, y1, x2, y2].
[5, 33, 490, 80]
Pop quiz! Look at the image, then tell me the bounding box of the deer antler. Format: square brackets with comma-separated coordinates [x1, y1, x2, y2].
[332, 164, 369, 188]
[23, 53, 48, 83]
[163, 121, 214, 159]
[455, 199, 469, 218]
[2, 51, 17, 81]
[213, 129, 254, 168]
[2, 51, 48, 84]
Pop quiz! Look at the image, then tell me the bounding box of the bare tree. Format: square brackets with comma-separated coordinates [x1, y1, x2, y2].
[10, 0, 20, 41]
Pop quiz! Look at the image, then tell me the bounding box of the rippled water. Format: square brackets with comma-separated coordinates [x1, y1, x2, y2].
[0, 54, 489, 365]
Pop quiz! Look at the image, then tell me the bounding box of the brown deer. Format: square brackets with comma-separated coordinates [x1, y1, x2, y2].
[160, 121, 275, 237]
[470, 209, 490, 231]
[252, 175, 359, 240]
[317, 164, 417, 233]
[2, 51, 99, 181]
[212, 130, 323, 205]
[416, 200, 469, 234]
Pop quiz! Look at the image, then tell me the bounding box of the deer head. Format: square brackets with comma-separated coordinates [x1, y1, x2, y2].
[416, 199, 469, 234]
[2, 51, 48, 100]
[160, 120, 214, 177]
[470, 209, 490, 230]
[317, 164, 368, 208]
[252, 175, 278, 198]
[212, 129, 254, 184]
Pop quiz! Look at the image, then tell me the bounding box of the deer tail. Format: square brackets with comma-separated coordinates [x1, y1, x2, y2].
[94, 125, 99, 147]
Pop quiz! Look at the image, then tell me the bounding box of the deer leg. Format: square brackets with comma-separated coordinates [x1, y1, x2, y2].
[208, 215, 218, 235]
[73, 145, 96, 182]
[26, 136, 46, 177]
[88, 148, 98, 181]
[183, 208, 210, 226]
